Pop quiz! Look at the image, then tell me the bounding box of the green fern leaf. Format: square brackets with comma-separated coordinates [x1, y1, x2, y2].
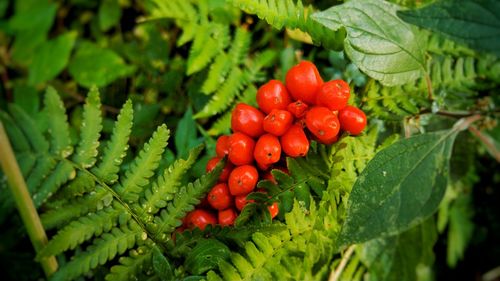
[202, 53, 231, 95]
[150, 0, 197, 21]
[7, 104, 49, 152]
[106, 246, 153, 281]
[0, 111, 31, 152]
[44, 87, 73, 158]
[55, 171, 95, 198]
[138, 144, 203, 221]
[41, 187, 113, 229]
[194, 68, 246, 119]
[33, 160, 75, 207]
[51, 223, 142, 281]
[93, 99, 133, 185]
[115, 124, 170, 203]
[26, 157, 57, 194]
[228, 27, 251, 66]
[228, 0, 344, 50]
[37, 206, 122, 259]
[72, 86, 103, 168]
[186, 24, 221, 75]
[151, 161, 223, 242]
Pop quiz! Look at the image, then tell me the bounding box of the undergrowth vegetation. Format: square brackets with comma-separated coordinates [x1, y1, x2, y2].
[0, 0, 498, 280]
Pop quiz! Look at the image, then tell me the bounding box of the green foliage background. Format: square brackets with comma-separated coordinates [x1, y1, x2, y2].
[0, 0, 498, 280]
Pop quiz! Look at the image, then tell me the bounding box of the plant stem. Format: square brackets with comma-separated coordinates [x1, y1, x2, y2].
[329, 245, 356, 281]
[0, 122, 58, 276]
[469, 126, 500, 162]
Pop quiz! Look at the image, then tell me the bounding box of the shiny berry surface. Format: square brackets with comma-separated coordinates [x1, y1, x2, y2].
[280, 124, 309, 157]
[285, 61, 323, 104]
[305, 107, 340, 144]
[208, 183, 233, 210]
[254, 134, 281, 167]
[231, 103, 265, 138]
[256, 80, 292, 114]
[338, 106, 367, 135]
[263, 109, 294, 136]
[228, 132, 255, 166]
[316, 80, 350, 111]
[228, 165, 259, 196]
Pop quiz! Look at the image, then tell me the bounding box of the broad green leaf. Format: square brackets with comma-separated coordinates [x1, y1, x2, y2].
[359, 219, 437, 281]
[8, 0, 57, 65]
[68, 42, 136, 88]
[152, 246, 174, 281]
[28, 32, 77, 85]
[398, 0, 500, 56]
[338, 129, 458, 246]
[184, 239, 230, 275]
[99, 0, 122, 32]
[312, 0, 426, 86]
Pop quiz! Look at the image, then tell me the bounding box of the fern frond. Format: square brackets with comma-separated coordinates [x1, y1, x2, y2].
[33, 160, 75, 207]
[41, 187, 113, 229]
[44, 87, 73, 158]
[37, 206, 122, 259]
[55, 171, 95, 198]
[194, 67, 246, 119]
[7, 104, 49, 152]
[228, 27, 251, 66]
[0, 111, 31, 152]
[26, 157, 57, 194]
[186, 24, 223, 75]
[149, 0, 197, 21]
[228, 0, 344, 50]
[93, 99, 133, 185]
[51, 222, 143, 281]
[114, 124, 170, 203]
[202, 53, 231, 95]
[106, 246, 153, 281]
[72, 86, 102, 168]
[138, 145, 203, 222]
[152, 162, 223, 242]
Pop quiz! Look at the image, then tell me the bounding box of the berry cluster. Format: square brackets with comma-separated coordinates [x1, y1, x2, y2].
[183, 61, 367, 230]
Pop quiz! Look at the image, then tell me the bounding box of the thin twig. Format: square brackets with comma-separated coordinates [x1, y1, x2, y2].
[469, 126, 500, 162]
[329, 245, 356, 281]
[0, 122, 58, 276]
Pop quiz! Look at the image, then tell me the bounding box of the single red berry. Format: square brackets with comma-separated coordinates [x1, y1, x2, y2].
[338, 106, 367, 135]
[218, 208, 238, 226]
[316, 80, 350, 111]
[208, 183, 233, 210]
[305, 107, 340, 144]
[268, 202, 279, 219]
[185, 209, 217, 230]
[257, 161, 271, 171]
[263, 109, 294, 137]
[256, 80, 292, 114]
[231, 103, 265, 138]
[215, 135, 230, 157]
[280, 124, 309, 157]
[287, 100, 309, 118]
[254, 134, 281, 167]
[228, 165, 259, 196]
[235, 194, 254, 211]
[228, 133, 255, 166]
[206, 157, 233, 182]
[285, 61, 323, 104]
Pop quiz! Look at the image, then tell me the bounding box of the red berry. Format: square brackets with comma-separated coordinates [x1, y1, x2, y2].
[208, 183, 233, 210]
[305, 107, 340, 144]
[215, 135, 230, 157]
[287, 100, 309, 118]
[218, 208, 238, 226]
[263, 109, 294, 137]
[338, 106, 367, 135]
[206, 157, 233, 182]
[228, 165, 259, 196]
[268, 202, 279, 219]
[228, 133, 255, 166]
[256, 80, 292, 114]
[235, 194, 254, 211]
[280, 124, 309, 157]
[254, 134, 281, 167]
[285, 61, 323, 105]
[185, 209, 217, 230]
[231, 103, 265, 138]
[316, 80, 350, 111]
